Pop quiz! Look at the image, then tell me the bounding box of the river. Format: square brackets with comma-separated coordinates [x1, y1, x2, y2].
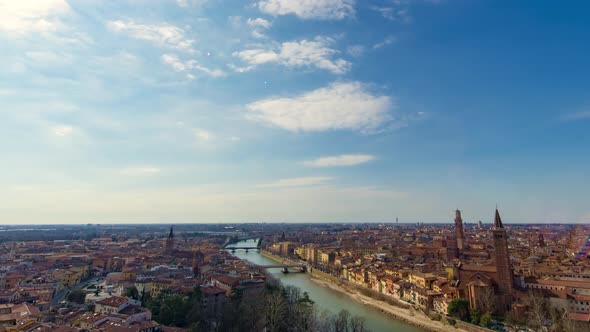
[231, 239, 426, 332]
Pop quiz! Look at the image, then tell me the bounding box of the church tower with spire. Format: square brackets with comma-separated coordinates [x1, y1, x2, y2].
[492, 208, 513, 313]
[165, 226, 175, 254]
[454, 209, 465, 252]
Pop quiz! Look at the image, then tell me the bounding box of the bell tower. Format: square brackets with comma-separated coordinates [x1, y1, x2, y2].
[165, 226, 175, 254]
[492, 208, 513, 313]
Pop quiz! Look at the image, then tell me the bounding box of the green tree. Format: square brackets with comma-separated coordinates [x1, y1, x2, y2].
[448, 298, 470, 321]
[67, 289, 86, 304]
[124, 286, 139, 300]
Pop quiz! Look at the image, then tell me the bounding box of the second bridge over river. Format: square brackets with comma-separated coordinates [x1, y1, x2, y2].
[258, 264, 308, 273]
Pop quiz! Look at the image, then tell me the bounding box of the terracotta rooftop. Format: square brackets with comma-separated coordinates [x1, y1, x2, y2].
[201, 286, 225, 295]
[96, 295, 128, 307]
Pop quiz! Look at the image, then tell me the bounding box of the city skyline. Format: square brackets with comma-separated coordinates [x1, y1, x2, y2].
[1, 0, 589, 224]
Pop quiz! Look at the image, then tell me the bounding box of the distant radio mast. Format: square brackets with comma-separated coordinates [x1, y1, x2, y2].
[396, 217, 398, 223]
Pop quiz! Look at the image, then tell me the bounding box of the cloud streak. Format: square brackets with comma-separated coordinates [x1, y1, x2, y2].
[373, 36, 397, 49]
[257, 176, 332, 188]
[161, 54, 226, 78]
[107, 20, 195, 52]
[304, 154, 376, 167]
[562, 111, 590, 121]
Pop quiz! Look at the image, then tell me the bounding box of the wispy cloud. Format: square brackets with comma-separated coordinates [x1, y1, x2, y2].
[161, 54, 226, 78]
[373, 36, 397, 49]
[107, 20, 195, 52]
[371, 4, 412, 23]
[257, 0, 355, 20]
[233, 37, 350, 74]
[304, 154, 376, 167]
[257, 176, 332, 188]
[562, 111, 590, 121]
[246, 81, 393, 133]
[347, 45, 365, 57]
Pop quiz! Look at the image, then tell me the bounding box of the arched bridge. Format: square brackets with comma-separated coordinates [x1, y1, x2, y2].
[226, 246, 260, 253]
[259, 264, 307, 273]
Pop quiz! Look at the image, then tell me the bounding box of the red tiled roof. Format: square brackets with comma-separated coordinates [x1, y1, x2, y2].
[200, 286, 226, 295]
[212, 275, 239, 286]
[96, 295, 128, 307]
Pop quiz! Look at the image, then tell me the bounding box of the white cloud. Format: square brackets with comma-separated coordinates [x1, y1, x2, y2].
[304, 154, 376, 167]
[233, 49, 278, 70]
[161, 54, 226, 78]
[247, 18, 272, 29]
[247, 17, 272, 39]
[120, 167, 161, 176]
[0, 0, 70, 34]
[162, 54, 187, 71]
[257, 0, 355, 20]
[233, 37, 350, 74]
[52, 125, 74, 137]
[107, 20, 195, 52]
[373, 36, 397, 49]
[246, 81, 393, 132]
[257, 177, 332, 188]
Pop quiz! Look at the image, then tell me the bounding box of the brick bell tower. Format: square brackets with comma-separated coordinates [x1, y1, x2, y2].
[454, 209, 465, 252]
[492, 208, 513, 314]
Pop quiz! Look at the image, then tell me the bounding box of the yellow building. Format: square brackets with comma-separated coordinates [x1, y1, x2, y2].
[408, 272, 437, 289]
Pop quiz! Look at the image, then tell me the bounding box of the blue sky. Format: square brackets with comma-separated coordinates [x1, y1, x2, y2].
[0, 0, 589, 224]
